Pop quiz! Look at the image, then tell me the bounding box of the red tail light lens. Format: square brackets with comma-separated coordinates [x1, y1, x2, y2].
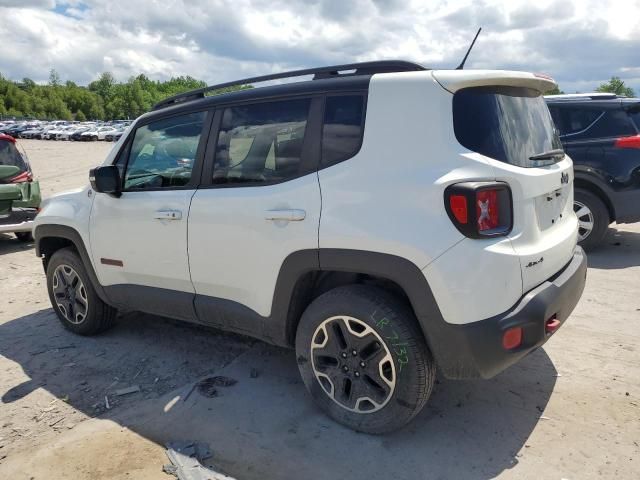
[9, 171, 32, 183]
[449, 195, 468, 224]
[444, 182, 512, 238]
[614, 135, 640, 149]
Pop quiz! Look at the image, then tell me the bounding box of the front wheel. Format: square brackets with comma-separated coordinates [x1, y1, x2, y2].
[295, 285, 435, 434]
[46, 247, 117, 335]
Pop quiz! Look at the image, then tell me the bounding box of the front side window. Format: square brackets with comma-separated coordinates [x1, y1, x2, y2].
[123, 112, 205, 190]
[213, 98, 311, 185]
[322, 95, 365, 167]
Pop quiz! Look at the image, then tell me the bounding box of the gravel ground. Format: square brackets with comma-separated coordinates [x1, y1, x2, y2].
[0, 139, 638, 479]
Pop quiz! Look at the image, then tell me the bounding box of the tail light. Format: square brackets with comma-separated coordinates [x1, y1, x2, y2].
[444, 182, 512, 238]
[9, 171, 33, 183]
[614, 135, 640, 149]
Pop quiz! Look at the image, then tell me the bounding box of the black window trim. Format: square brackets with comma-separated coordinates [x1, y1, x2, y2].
[111, 108, 214, 193]
[319, 91, 368, 169]
[199, 94, 324, 189]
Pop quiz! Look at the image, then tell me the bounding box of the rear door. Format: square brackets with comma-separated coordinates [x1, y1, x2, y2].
[448, 82, 577, 292]
[188, 97, 322, 330]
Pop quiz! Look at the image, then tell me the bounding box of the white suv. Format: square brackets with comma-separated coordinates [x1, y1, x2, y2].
[33, 61, 587, 433]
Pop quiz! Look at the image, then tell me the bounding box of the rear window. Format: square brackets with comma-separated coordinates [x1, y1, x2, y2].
[453, 86, 563, 167]
[629, 107, 640, 131]
[0, 140, 28, 172]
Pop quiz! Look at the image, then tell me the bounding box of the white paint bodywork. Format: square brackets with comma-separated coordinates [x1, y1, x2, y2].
[35, 68, 578, 327]
[188, 175, 321, 317]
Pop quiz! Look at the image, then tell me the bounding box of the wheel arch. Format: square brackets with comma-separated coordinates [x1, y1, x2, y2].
[34, 224, 111, 305]
[574, 174, 615, 222]
[276, 249, 445, 354]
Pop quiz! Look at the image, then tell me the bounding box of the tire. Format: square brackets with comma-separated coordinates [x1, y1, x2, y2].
[46, 247, 117, 335]
[295, 285, 435, 434]
[574, 188, 610, 250]
[14, 232, 33, 242]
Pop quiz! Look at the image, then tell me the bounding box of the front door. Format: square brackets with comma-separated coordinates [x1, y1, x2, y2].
[90, 111, 209, 320]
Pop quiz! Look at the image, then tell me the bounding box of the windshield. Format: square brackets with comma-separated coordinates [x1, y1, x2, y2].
[0, 140, 28, 172]
[453, 86, 563, 167]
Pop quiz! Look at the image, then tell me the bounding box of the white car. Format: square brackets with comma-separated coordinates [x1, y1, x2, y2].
[80, 126, 112, 141]
[33, 61, 586, 433]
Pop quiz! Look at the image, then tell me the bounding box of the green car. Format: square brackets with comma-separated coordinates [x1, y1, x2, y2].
[0, 134, 41, 241]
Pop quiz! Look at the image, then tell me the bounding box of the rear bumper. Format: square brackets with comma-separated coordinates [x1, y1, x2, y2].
[429, 246, 587, 379]
[0, 208, 37, 233]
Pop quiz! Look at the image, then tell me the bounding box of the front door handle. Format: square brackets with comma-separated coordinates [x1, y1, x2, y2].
[154, 209, 182, 220]
[265, 209, 306, 222]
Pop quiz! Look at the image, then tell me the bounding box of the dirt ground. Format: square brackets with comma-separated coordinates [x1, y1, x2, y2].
[0, 139, 638, 479]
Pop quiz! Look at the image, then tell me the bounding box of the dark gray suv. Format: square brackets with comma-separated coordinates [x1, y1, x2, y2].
[546, 93, 640, 249]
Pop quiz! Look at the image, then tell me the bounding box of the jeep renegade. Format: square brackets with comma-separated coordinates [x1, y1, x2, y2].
[34, 61, 587, 433]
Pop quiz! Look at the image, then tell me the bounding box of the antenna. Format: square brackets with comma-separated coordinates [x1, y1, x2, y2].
[456, 27, 482, 70]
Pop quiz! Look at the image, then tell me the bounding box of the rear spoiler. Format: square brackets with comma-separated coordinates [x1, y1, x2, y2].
[431, 70, 557, 94]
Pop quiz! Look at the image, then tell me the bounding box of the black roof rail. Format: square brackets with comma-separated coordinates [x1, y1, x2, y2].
[152, 60, 427, 111]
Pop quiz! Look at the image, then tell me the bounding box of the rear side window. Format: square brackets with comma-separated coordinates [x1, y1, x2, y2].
[586, 110, 636, 138]
[553, 107, 603, 136]
[213, 98, 311, 185]
[453, 86, 562, 168]
[322, 95, 365, 167]
[630, 109, 640, 130]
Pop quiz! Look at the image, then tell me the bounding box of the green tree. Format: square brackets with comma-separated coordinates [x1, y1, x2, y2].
[545, 86, 564, 95]
[49, 69, 61, 87]
[596, 76, 635, 97]
[0, 70, 248, 120]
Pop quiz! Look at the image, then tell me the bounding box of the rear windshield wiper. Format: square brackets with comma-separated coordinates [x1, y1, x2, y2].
[529, 149, 565, 161]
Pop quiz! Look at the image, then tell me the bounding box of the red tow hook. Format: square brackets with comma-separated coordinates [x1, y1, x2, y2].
[545, 315, 561, 335]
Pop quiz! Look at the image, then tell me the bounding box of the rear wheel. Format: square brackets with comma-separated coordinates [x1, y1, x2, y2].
[295, 285, 435, 434]
[574, 188, 609, 250]
[46, 247, 117, 335]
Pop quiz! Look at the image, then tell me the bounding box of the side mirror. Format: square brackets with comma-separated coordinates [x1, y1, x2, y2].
[90, 166, 121, 197]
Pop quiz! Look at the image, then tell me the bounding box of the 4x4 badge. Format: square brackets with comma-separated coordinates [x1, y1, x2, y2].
[561, 172, 569, 184]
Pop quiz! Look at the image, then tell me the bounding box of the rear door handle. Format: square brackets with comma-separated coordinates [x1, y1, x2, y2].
[265, 209, 306, 222]
[154, 209, 182, 220]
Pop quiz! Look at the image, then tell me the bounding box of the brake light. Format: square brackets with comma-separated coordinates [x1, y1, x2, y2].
[614, 135, 640, 149]
[444, 182, 512, 238]
[449, 195, 468, 224]
[9, 171, 32, 183]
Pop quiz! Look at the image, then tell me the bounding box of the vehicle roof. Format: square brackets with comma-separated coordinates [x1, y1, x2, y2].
[139, 74, 373, 123]
[0, 134, 16, 143]
[545, 93, 639, 107]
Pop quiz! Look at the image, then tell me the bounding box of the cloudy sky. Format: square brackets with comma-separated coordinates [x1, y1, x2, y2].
[0, 0, 638, 93]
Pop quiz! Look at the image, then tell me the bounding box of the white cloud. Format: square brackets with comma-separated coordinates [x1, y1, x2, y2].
[0, 0, 638, 94]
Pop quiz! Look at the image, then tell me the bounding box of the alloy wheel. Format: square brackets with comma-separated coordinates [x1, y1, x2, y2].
[311, 316, 396, 413]
[52, 264, 89, 324]
[574, 200, 594, 241]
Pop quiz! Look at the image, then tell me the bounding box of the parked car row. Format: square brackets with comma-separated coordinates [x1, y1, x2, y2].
[0, 120, 131, 142]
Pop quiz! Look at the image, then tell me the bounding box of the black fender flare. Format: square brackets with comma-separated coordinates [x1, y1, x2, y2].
[34, 224, 111, 305]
